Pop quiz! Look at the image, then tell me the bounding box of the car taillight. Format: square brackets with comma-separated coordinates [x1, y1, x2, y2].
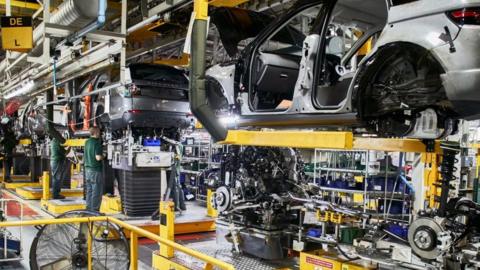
[128, 110, 142, 114]
[448, 8, 480, 25]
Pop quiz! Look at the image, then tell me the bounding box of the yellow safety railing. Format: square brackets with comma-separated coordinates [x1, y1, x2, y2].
[0, 216, 234, 270]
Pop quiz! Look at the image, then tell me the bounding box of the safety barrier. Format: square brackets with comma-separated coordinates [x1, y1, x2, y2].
[0, 216, 234, 270]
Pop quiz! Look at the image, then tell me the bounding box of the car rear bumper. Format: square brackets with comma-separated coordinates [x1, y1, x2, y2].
[110, 111, 193, 130]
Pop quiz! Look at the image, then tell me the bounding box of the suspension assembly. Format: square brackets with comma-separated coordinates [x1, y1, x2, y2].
[437, 141, 460, 217]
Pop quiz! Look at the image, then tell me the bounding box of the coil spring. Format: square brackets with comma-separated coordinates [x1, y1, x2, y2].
[440, 148, 459, 183]
[438, 141, 460, 216]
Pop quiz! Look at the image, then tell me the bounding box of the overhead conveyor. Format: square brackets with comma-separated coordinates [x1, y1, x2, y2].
[0, 0, 125, 99]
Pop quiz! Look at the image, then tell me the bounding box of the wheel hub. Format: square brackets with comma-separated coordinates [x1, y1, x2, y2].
[408, 217, 446, 260]
[413, 227, 436, 250]
[72, 251, 87, 267]
[214, 186, 232, 213]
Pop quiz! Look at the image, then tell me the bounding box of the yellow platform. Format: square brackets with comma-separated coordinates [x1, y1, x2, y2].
[123, 218, 216, 237]
[1, 175, 32, 183]
[4, 181, 41, 189]
[41, 199, 86, 215]
[152, 251, 189, 270]
[16, 187, 83, 200]
[300, 250, 377, 270]
[151, 201, 223, 270]
[100, 195, 123, 214]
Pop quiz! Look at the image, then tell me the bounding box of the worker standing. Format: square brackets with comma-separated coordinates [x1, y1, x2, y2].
[1, 127, 17, 182]
[50, 137, 68, 199]
[84, 127, 104, 212]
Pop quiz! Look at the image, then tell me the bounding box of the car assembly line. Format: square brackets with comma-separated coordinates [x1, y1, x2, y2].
[0, 0, 480, 269]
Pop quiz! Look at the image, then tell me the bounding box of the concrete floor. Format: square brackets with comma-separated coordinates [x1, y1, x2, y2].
[142, 236, 300, 270]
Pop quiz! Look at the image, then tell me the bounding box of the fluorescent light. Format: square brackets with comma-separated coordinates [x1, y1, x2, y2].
[4, 80, 35, 99]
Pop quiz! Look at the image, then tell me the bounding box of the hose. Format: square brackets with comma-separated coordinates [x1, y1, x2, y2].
[189, 8, 227, 141]
[336, 244, 359, 260]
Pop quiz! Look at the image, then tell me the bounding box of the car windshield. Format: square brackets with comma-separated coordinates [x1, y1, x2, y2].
[211, 7, 305, 57]
[130, 65, 188, 85]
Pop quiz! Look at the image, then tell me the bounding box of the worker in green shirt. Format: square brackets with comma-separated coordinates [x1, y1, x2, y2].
[50, 137, 68, 199]
[84, 127, 104, 211]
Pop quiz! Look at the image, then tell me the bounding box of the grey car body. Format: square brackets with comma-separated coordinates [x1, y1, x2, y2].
[206, 0, 480, 138]
[72, 63, 191, 133]
[106, 64, 191, 130]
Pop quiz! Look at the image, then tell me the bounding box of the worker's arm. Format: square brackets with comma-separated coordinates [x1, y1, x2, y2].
[95, 140, 104, 161]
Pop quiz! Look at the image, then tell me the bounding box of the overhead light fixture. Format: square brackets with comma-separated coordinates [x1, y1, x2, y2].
[4, 80, 35, 99]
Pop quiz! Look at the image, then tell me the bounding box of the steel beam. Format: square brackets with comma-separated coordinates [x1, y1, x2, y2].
[220, 130, 442, 153]
[147, 0, 187, 17]
[44, 23, 125, 43]
[127, 34, 185, 60]
[0, 0, 41, 10]
[222, 130, 354, 149]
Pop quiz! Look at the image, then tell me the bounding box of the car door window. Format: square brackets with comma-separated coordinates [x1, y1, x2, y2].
[249, 5, 323, 112]
[314, 0, 388, 109]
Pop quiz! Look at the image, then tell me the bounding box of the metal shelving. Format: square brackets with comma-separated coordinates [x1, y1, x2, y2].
[180, 136, 225, 202]
[313, 149, 413, 224]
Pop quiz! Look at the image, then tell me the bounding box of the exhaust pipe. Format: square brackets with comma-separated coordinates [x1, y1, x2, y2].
[189, 0, 228, 142]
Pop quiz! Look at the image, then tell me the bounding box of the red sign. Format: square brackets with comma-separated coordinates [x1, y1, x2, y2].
[305, 256, 333, 268]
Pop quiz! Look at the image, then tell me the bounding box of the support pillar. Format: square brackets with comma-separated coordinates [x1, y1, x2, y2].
[159, 201, 174, 258]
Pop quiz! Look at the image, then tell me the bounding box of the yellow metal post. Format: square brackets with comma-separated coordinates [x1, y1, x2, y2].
[206, 189, 218, 217]
[42, 171, 50, 200]
[159, 201, 175, 258]
[476, 149, 480, 178]
[87, 222, 93, 270]
[194, 0, 208, 20]
[130, 231, 138, 270]
[422, 153, 440, 208]
[71, 163, 75, 182]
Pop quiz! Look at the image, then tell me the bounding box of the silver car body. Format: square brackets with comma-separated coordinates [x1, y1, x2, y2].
[207, 0, 480, 131]
[380, 0, 480, 119]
